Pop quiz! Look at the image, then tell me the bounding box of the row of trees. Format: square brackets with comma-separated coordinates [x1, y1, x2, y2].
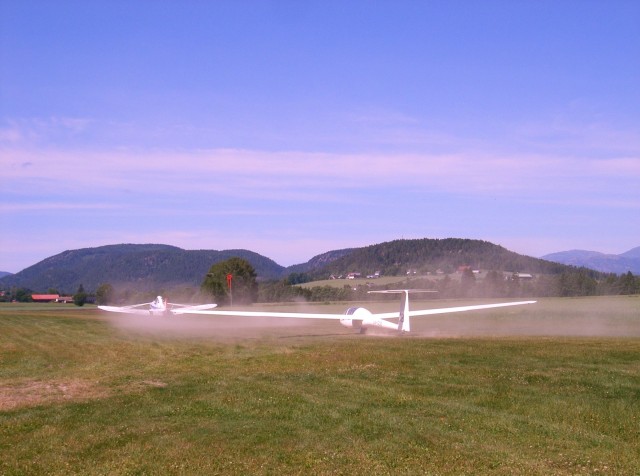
[258, 270, 640, 304]
[6, 258, 638, 306]
[201, 259, 640, 304]
[1, 284, 90, 305]
[434, 269, 640, 299]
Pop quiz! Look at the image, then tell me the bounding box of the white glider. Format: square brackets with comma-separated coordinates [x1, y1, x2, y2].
[174, 290, 536, 333]
[99, 296, 217, 316]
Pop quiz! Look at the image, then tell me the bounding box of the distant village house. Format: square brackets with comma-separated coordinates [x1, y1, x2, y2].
[30, 294, 74, 303]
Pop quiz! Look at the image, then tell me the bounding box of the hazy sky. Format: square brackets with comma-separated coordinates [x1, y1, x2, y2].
[1, 1, 639, 273]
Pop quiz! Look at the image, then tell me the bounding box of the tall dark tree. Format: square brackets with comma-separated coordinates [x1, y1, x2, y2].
[619, 272, 639, 295]
[460, 268, 476, 296]
[95, 283, 115, 305]
[73, 284, 87, 306]
[15, 288, 32, 302]
[483, 270, 505, 297]
[201, 257, 258, 305]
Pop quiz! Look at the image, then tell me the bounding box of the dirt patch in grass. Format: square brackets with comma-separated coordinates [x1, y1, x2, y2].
[0, 378, 168, 411]
[0, 379, 111, 411]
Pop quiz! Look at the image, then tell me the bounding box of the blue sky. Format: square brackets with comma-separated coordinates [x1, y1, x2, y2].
[1, 1, 639, 273]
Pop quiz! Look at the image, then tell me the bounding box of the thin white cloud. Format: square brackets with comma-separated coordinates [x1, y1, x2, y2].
[49, 117, 93, 133]
[513, 115, 640, 157]
[0, 126, 24, 143]
[2, 146, 638, 205]
[588, 157, 640, 176]
[0, 117, 93, 146]
[0, 202, 120, 212]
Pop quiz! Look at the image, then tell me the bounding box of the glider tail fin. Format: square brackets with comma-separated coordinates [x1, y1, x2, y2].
[398, 290, 411, 332]
[369, 289, 438, 333]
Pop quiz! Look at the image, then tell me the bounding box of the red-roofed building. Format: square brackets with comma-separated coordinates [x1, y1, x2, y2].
[31, 294, 59, 302]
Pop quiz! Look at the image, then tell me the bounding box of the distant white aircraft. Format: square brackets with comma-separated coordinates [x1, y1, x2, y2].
[98, 296, 217, 316]
[174, 290, 536, 334]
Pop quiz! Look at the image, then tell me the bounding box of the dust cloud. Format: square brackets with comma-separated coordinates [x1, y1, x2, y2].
[411, 298, 640, 338]
[411, 316, 639, 338]
[103, 298, 640, 340]
[104, 313, 326, 340]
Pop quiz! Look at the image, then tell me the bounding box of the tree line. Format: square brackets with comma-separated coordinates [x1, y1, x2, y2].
[199, 259, 640, 304]
[4, 258, 638, 305]
[259, 270, 640, 303]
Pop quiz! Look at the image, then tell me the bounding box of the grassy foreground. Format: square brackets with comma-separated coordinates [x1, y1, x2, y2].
[1, 297, 639, 474]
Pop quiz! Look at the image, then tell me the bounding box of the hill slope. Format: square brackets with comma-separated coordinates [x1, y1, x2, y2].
[621, 246, 640, 260]
[542, 248, 640, 274]
[0, 244, 284, 293]
[0, 238, 597, 294]
[313, 238, 570, 278]
[285, 248, 356, 275]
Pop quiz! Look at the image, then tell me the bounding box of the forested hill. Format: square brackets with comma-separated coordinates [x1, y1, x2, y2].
[311, 238, 570, 278]
[285, 248, 355, 275]
[0, 244, 284, 294]
[1, 239, 592, 294]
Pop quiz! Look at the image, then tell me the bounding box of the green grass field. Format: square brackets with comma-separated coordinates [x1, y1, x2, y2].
[1, 297, 639, 474]
[298, 274, 458, 289]
[298, 275, 423, 288]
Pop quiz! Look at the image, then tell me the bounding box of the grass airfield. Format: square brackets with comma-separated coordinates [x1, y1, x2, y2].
[1, 297, 639, 474]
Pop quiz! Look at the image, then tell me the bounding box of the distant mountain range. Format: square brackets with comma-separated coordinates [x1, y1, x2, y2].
[542, 247, 640, 274]
[0, 239, 619, 294]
